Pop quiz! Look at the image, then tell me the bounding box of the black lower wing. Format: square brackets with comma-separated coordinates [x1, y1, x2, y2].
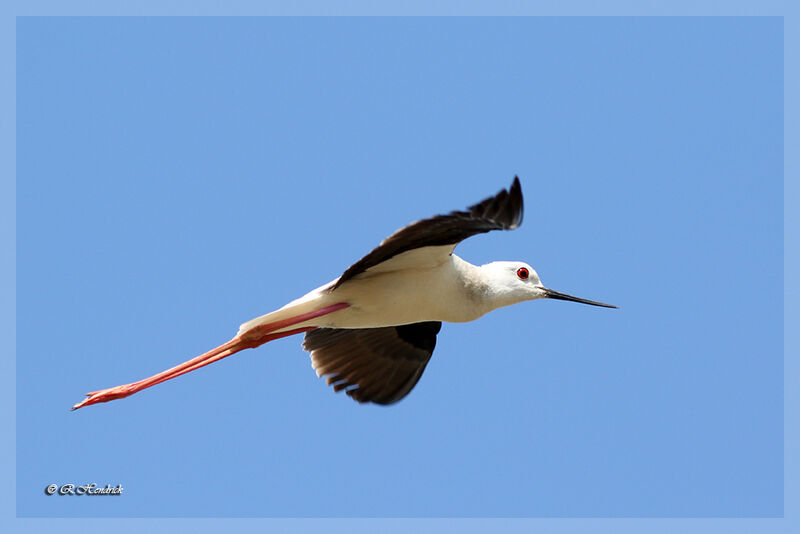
[333, 176, 523, 289]
[302, 322, 442, 405]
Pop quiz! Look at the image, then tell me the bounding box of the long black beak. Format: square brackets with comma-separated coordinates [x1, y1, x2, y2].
[543, 288, 618, 308]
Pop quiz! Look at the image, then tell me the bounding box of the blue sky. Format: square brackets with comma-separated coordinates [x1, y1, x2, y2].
[11, 12, 786, 531]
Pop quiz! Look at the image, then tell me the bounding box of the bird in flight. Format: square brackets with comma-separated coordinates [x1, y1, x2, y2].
[72, 176, 616, 410]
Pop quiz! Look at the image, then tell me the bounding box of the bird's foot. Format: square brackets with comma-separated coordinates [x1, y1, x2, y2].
[71, 383, 139, 410]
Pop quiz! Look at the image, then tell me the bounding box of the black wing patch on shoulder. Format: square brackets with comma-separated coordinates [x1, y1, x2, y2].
[302, 322, 442, 405]
[333, 176, 524, 289]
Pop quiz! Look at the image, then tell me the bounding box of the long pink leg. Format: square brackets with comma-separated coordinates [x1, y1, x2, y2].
[72, 302, 350, 410]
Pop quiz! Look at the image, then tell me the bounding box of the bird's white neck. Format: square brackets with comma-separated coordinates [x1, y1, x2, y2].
[451, 256, 531, 319]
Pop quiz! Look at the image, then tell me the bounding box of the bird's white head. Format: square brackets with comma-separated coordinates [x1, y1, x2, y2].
[479, 261, 617, 311]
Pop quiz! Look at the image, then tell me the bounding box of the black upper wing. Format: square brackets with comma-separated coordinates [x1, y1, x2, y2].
[333, 176, 524, 289]
[303, 322, 442, 405]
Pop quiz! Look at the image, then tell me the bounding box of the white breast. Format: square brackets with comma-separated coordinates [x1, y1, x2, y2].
[322, 253, 488, 328]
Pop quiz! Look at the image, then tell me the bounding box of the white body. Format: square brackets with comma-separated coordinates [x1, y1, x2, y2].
[237, 246, 544, 336]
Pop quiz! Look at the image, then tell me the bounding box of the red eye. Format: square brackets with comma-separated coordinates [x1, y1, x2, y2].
[517, 267, 529, 280]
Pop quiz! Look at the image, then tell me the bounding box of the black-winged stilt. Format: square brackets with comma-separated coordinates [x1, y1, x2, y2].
[73, 176, 616, 409]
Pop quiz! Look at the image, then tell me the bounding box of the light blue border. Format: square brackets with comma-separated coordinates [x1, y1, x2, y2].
[4, 2, 794, 533]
